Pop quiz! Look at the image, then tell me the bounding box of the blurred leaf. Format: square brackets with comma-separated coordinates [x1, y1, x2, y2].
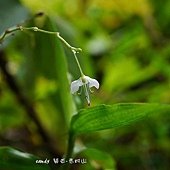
[112, 23, 150, 57]
[46, 18, 76, 124]
[87, 35, 111, 56]
[0, 147, 50, 170]
[34, 77, 58, 100]
[0, 0, 29, 49]
[102, 57, 157, 93]
[93, 0, 152, 17]
[70, 103, 170, 135]
[18, 17, 76, 124]
[78, 148, 116, 170]
[0, 0, 28, 34]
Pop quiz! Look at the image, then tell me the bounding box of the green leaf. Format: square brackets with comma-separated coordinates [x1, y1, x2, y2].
[78, 148, 116, 170]
[32, 17, 76, 125]
[0, 0, 28, 34]
[47, 18, 76, 124]
[0, 147, 50, 170]
[70, 103, 170, 135]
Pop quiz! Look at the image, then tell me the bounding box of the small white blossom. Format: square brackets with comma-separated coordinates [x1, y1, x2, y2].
[71, 76, 99, 94]
[71, 75, 99, 105]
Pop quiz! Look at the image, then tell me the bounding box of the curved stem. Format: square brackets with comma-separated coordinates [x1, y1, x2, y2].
[0, 25, 84, 78]
[0, 27, 20, 43]
[0, 26, 82, 53]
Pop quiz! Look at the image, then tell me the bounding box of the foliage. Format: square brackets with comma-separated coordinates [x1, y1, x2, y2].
[0, 147, 50, 170]
[0, 0, 170, 170]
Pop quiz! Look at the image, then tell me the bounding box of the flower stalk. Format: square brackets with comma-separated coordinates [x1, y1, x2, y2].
[72, 50, 84, 77]
[0, 26, 82, 54]
[0, 25, 99, 105]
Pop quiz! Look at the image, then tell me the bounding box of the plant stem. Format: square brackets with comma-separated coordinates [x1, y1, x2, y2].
[72, 50, 84, 77]
[0, 27, 20, 43]
[0, 25, 84, 78]
[64, 132, 75, 170]
[66, 133, 75, 159]
[1, 26, 82, 169]
[0, 26, 82, 54]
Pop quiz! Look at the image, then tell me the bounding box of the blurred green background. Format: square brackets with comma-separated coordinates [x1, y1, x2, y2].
[0, 0, 170, 169]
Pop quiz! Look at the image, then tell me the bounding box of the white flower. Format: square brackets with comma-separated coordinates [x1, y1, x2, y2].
[71, 75, 99, 105]
[71, 76, 99, 94]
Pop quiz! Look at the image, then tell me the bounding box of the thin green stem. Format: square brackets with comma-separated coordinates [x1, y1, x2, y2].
[72, 50, 84, 76]
[0, 26, 82, 54]
[66, 133, 75, 159]
[57, 33, 82, 53]
[64, 132, 75, 170]
[0, 25, 84, 78]
[22, 26, 82, 53]
[0, 27, 20, 43]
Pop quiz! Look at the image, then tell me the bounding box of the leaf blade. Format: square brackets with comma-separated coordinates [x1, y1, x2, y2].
[78, 148, 116, 170]
[0, 147, 50, 170]
[70, 103, 170, 135]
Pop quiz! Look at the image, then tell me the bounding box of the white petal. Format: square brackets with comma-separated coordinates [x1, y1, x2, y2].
[85, 76, 99, 89]
[70, 79, 83, 94]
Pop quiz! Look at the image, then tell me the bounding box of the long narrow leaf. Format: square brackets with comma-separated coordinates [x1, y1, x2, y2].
[0, 147, 50, 170]
[70, 103, 170, 135]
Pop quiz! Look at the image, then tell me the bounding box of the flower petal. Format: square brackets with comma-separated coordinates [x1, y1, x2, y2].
[71, 79, 82, 94]
[85, 76, 99, 89]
